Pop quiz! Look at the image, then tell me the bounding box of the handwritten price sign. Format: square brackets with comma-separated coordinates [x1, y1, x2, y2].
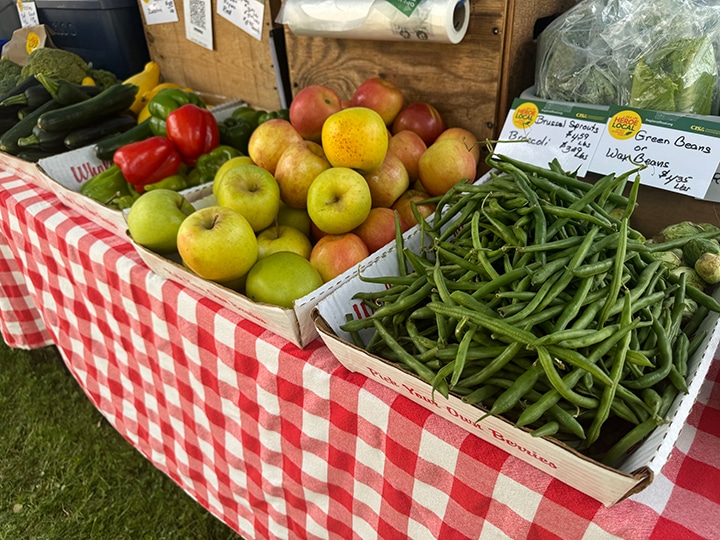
[493, 99, 608, 176]
[590, 107, 720, 198]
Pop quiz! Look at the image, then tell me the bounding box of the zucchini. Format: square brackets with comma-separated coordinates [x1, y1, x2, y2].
[37, 83, 138, 133]
[35, 73, 103, 106]
[0, 75, 41, 103]
[93, 118, 152, 160]
[18, 124, 68, 151]
[16, 148, 56, 162]
[0, 84, 52, 109]
[64, 114, 137, 150]
[0, 99, 62, 155]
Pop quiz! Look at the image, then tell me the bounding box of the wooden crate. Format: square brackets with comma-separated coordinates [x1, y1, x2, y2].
[137, 0, 284, 110]
[284, 0, 574, 143]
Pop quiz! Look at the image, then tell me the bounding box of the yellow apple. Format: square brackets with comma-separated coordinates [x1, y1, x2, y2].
[247, 118, 303, 175]
[306, 167, 372, 235]
[418, 138, 477, 197]
[256, 225, 312, 260]
[215, 164, 281, 232]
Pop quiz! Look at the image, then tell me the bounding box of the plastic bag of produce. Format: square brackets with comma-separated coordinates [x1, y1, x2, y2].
[535, 0, 720, 115]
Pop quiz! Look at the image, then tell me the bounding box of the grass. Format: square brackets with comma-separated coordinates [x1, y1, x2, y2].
[0, 338, 244, 540]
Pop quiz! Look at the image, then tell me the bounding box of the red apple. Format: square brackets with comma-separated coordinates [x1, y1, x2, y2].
[351, 77, 404, 126]
[386, 129, 427, 182]
[353, 207, 408, 253]
[248, 119, 304, 175]
[391, 188, 436, 231]
[392, 102, 446, 145]
[436, 127, 481, 165]
[274, 140, 331, 209]
[309, 233, 370, 283]
[363, 153, 410, 208]
[418, 138, 477, 197]
[289, 84, 343, 142]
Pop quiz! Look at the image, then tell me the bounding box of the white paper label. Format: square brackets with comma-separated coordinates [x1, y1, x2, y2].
[494, 99, 607, 176]
[590, 107, 720, 199]
[139, 0, 179, 25]
[217, 0, 264, 41]
[16, 1, 39, 27]
[184, 0, 214, 50]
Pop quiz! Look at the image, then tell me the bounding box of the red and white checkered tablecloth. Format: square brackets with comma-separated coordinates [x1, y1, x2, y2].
[1, 168, 719, 540]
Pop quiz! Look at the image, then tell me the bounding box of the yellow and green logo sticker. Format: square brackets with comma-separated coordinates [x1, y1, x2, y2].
[607, 110, 642, 140]
[512, 102, 539, 130]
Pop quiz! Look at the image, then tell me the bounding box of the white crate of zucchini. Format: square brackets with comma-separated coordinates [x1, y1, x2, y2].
[320, 152, 720, 501]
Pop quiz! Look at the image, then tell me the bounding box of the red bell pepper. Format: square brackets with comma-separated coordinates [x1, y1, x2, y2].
[113, 136, 182, 193]
[165, 103, 220, 166]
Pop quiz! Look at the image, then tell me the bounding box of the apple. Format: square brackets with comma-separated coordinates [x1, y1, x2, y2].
[245, 251, 324, 308]
[214, 164, 281, 232]
[321, 107, 388, 173]
[351, 77, 404, 126]
[247, 118, 304, 175]
[127, 188, 196, 254]
[274, 140, 331, 209]
[391, 188, 436, 230]
[306, 167, 372, 235]
[386, 129, 427, 182]
[392, 102, 446, 145]
[363, 153, 410, 208]
[310, 233, 370, 283]
[418, 138, 477, 197]
[436, 127, 481, 165]
[289, 84, 343, 142]
[256, 225, 313, 260]
[277, 203, 312, 238]
[353, 207, 407, 253]
[213, 155, 255, 198]
[176, 205, 258, 283]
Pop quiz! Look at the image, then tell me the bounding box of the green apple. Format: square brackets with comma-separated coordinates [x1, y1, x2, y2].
[126, 188, 195, 254]
[213, 155, 255, 198]
[245, 251, 324, 308]
[214, 164, 281, 232]
[176, 205, 258, 283]
[277, 203, 312, 238]
[256, 225, 313, 260]
[306, 167, 372, 235]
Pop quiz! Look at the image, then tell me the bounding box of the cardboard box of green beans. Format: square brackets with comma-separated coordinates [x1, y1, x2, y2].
[312, 154, 720, 506]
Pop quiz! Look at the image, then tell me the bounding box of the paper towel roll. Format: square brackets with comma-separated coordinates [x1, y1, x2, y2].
[277, 0, 470, 45]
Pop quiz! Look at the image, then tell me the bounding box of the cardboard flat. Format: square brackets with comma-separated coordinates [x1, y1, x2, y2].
[311, 173, 720, 506]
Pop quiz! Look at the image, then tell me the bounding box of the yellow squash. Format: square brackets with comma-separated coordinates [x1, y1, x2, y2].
[124, 61, 161, 114]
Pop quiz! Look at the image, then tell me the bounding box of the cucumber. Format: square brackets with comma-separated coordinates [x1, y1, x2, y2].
[0, 99, 62, 154]
[64, 114, 137, 150]
[36, 83, 138, 133]
[93, 118, 152, 160]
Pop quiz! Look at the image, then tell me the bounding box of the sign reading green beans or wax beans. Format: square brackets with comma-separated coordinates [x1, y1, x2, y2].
[339, 153, 720, 468]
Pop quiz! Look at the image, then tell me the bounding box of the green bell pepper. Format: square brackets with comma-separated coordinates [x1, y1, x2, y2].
[218, 117, 254, 154]
[144, 173, 188, 192]
[79, 165, 131, 206]
[231, 105, 263, 128]
[257, 108, 290, 125]
[148, 88, 206, 137]
[186, 145, 243, 187]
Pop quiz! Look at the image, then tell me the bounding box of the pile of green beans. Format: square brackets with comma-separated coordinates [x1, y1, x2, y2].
[340, 153, 720, 467]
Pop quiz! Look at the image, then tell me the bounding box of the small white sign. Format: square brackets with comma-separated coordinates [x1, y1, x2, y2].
[184, 0, 214, 50]
[217, 0, 264, 41]
[139, 0, 179, 25]
[16, 0, 39, 27]
[591, 106, 720, 199]
[493, 98, 608, 176]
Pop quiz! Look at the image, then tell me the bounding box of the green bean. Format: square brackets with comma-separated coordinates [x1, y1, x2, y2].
[531, 421, 560, 438]
[488, 363, 543, 416]
[597, 210, 629, 327]
[459, 384, 501, 405]
[451, 326, 475, 387]
[529, 256, 572, 286]
[673, 331, 690, 379]
[623, 318, 673, 390]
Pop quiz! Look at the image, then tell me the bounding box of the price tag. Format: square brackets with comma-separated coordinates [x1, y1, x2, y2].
[139, 0, 179, 24]
[590, 106, 720, 198]
[217, 0, 264, 41]
[16, 0, 39, 27]
[493, 98, 608, 176]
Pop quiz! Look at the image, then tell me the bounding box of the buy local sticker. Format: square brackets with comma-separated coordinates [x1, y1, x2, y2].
[590, 106, 720, 198]
[493, 98, 607, 176]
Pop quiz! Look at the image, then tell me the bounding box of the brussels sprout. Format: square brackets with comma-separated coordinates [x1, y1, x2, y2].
[650, 250, 682, 269]
[683, 237, 720, 267]
[654, 221, 702, 242]
[695, 252, 720, 284]
[670, 265, 707, 291]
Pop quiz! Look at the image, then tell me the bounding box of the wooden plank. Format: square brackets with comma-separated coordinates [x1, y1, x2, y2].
[138, 0, 283, 110]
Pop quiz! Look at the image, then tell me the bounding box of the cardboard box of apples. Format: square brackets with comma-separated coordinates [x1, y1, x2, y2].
[125, 77, 481, 348]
